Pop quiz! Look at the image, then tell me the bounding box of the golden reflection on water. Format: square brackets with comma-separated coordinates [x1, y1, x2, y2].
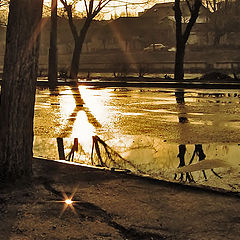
[58, 88, 76, 120]
[70, 110, 95, 156]
[53, 86, 112, 161]
[33, 87, 240, 192]
[78, 86, 112, 124]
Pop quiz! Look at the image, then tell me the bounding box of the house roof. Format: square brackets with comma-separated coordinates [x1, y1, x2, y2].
[140, 2, 210, 18]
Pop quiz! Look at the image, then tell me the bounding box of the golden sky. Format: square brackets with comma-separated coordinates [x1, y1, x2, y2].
[44, 0, 160, 19]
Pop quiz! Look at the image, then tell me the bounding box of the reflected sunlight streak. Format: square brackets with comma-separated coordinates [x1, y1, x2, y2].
[54, 87, 78, 136]
[59, 88, 76, 119]
[78, 86, 112, 124]
[71, 110, 95, 150]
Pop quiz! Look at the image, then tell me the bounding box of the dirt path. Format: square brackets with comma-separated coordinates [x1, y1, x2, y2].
[0, 158, 240, 240]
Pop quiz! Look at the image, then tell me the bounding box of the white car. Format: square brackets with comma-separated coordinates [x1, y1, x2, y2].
[168, 47, 176, 52]
[144, 43, 166, 52]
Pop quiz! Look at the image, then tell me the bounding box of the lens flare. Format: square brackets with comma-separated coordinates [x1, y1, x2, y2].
[65, 199, 73, 205]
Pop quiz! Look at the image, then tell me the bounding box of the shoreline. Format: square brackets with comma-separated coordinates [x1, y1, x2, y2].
[35, 79, 240, 89]
[34, 157, 240, 198]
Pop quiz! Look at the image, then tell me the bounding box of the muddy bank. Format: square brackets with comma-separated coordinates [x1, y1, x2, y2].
[0, 158, 240, 240]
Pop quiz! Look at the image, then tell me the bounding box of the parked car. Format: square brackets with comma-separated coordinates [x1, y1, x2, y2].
[168, 47, 176, 52]
[144, 43, 166, 52]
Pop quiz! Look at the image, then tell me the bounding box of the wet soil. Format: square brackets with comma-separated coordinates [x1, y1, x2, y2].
[0, 158, 240, 240]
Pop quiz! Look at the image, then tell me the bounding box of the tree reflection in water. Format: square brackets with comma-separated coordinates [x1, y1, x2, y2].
[52, 87, 224, 183]
[50, 85, 101, 162]
[189, 144, 207, 180]
[174, 144, 194, 182]
[90, 135, 142, 174]
[174, 89, 193, 182]
[174, 89, 222, 183]
[175, 89, 188, 123]
[189, 144, 222, 181]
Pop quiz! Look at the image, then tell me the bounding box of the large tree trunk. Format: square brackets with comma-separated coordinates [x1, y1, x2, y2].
[0, 0, 43, 182]
[48, 0, 58, 88]
[70, 19, 91, 79]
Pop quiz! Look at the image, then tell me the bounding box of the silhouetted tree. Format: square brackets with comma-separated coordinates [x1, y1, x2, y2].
[48, 0, 58, 87]
[0, 0, 43, 182]
[60, 0, 112, 79]
[174, 0, 202, 81]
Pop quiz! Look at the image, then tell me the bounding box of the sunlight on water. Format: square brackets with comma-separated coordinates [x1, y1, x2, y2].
[33, 86, 240, 192]
[70, 110, 95, 153]
[58, 89, 76, 119]
[78, 86, 113, 124]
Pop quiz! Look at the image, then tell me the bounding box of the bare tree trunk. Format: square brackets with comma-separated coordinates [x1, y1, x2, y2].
[48, 0, 58, 88]
[213, 33, 222, 46]
[174, 0, 201, 81]
[175, 45, 185, 81]
[0, 0, 43, 182]
[70, 38, 83, 79]
[174, 0, 184, 81]
[70, 19, 91, 79]
[60, 0, 111, 80]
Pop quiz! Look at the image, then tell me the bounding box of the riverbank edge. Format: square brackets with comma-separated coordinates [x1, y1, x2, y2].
[33, 157, 240, 199]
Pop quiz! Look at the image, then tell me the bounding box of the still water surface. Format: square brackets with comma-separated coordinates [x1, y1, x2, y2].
[33, 86, 240, 192]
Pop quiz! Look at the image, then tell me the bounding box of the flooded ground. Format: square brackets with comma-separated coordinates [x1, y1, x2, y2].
[33, 85, 240, 192]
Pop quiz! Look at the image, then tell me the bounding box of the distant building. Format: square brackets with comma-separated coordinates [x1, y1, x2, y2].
[139, 2, 211, 46]
[140, 2, 209, 23]
[97, 16, 175, 52]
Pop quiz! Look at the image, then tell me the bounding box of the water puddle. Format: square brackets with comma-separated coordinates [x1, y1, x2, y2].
[34, 85, 240, 193]
[33, 136, 240, 192]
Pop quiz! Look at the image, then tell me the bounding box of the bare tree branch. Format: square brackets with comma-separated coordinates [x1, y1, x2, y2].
[59, 0, 79, 41]
[84, 0, 90, 16]
[89, 0, 94, 14]
[186, 0, 193, 13]
[183, 0, 202, 43]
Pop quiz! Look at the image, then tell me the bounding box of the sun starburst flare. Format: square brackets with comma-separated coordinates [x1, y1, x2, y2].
[65, 198, 73, 205]
[58, 186, 80, 217]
